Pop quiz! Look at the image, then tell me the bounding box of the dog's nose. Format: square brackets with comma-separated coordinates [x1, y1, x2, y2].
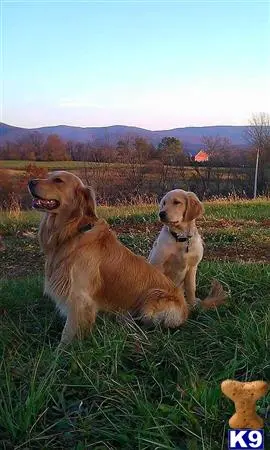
[159, 211, 167, 220]
[28, 179, 39, 189]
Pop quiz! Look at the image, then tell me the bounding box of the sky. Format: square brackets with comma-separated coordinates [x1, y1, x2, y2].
[1, 0, 270, 130]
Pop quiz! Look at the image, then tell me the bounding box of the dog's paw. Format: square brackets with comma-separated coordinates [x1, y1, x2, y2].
[191, 298, 201, 308]
[187, 298, 201, 310]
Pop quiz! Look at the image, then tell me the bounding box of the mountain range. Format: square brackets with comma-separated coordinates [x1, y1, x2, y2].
[0, 122, 248, 152]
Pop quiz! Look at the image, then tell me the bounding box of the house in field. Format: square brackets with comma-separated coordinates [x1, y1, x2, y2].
[194, 150, 209, 162]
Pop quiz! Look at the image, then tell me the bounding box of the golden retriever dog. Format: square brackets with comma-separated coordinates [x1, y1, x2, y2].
[29, 171, 193, 345]
[149, 189, 226, 307]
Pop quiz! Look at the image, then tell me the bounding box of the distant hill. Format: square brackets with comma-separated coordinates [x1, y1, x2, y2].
[0, 122, 248, 152]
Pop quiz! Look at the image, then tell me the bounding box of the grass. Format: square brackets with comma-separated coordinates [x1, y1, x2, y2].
[0, 263, 269, 449]
[206, 226, 270, 246]
[0, 200, 269, 448]
[0, 161, 133, 170]
[0, 160, 251, 172]
[205, 199, 270, 221]
[0, 205, 157, 236]
[0, 199, 269, 236]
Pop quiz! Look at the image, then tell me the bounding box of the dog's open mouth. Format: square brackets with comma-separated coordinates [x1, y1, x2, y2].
[32, 196, 60, 210]
[162, 219, 179, 226]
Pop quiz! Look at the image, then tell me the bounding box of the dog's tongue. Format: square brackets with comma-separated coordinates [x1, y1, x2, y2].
[32, 198, 59, 210]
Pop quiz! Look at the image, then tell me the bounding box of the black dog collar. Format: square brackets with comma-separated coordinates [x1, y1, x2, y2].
[170, 231, 191, 242]
[79, 223, 94, 233]
[170, 231, 192, 252]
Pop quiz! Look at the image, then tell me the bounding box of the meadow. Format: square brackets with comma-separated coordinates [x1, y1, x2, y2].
[0, 158, 258, 211]
[0, 199, 269, 449]
[0, 160, 248, 171]
[0, 161, 129, 171]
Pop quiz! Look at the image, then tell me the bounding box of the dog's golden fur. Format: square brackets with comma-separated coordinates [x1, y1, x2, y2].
[149, 189, 227, 308]
[29, 171, 191, 344]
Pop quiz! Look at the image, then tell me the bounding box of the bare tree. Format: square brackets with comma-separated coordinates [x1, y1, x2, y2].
[188, 136, 229, 197]
[201, 135, 232, 163]
[245, 113, 270, 152]
[245, 113, 270, 195]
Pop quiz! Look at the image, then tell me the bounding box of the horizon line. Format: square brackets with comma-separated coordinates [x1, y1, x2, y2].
[1, 121, 250, 132]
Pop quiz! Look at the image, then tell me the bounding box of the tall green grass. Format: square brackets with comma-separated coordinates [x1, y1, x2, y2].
[0, 200, 269, 236]
[0, 206, 157, 236]
[0, 263, 269, 449]
[205, 199, 269, 220]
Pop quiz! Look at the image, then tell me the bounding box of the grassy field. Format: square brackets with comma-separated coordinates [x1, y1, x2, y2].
[0, 160, 128, 170]
[0, 200, 269, 449]
[0, 160, 249, 171]
[0, 198, 269, 234]
[0, 159, 257, 208]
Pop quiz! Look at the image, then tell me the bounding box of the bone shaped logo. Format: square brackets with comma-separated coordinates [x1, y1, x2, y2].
[221, 379, 269, 429]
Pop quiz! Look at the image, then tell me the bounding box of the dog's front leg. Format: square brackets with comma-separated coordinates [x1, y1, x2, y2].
[184, 266, 199, 307]
[60, 313, 78, 346]
[60, 297, 97, 345]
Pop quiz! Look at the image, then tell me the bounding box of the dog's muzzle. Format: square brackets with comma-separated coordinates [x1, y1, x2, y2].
[28, 179, 60, 210]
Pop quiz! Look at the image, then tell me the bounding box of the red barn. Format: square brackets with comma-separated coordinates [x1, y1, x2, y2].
[194, 150, 209, 162]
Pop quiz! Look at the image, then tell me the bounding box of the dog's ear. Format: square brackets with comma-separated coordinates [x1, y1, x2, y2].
[79, 186, 97, 219]
[82, 186, 97, 218]
[184, 192, 204, 222]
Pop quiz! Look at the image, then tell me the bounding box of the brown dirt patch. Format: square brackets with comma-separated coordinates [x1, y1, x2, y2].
[0, 235, 43, 279]
[0, 219, 269, 280]
[114, 218, 270, 234]
[204, 244, 269, 263]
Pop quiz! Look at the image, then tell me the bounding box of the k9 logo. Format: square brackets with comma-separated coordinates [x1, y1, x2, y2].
[228, 429, 264, 449]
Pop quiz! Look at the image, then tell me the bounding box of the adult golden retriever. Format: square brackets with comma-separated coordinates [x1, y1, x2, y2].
[149, 189, 226, 307]
[29, 171, 191, 344]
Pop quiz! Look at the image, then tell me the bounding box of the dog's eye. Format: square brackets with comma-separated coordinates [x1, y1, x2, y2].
[54, 178, 64, 183]
[173, 200, 181, 205]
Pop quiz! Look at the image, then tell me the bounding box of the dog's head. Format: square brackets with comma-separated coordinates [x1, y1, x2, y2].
[28, 171, 97, 220]
[158, 189, 203, 226]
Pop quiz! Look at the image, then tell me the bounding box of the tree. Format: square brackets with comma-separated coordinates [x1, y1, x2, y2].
[245, 113, 270, 161]
[158, 137, 184, 165]
[133, 138, 153, 164]
[245, 113, 270, 194]
[28, 132, 45, 160]
[189, 136, 231, 197]
[201, 135, 232, 165]
[13, 132, 46, 160]
[116, 137, 133, 162]
[43, 134, 70, 161]
[66, 140, 77, 160]
[0, 141, 20, 160]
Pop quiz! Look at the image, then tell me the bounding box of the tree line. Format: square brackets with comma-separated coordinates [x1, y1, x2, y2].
[1, 113, 269, 166]
[0, 132, 257, 167]
[1, 113, 269, 207]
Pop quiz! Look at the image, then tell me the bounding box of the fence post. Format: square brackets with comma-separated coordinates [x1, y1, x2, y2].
[253, 148, 260, 199]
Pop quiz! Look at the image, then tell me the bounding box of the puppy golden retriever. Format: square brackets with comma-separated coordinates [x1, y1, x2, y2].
[29, 171, 192, 344]
[149, 189, 226, 307]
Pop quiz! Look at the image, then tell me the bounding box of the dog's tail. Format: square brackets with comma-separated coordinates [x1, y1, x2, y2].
[132, 280, 227, 328]
[134, 288, 189, 328]
[199, 279, 228, 310]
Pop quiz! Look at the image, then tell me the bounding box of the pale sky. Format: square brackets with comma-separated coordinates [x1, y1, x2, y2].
[1, 0, 270, 130]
